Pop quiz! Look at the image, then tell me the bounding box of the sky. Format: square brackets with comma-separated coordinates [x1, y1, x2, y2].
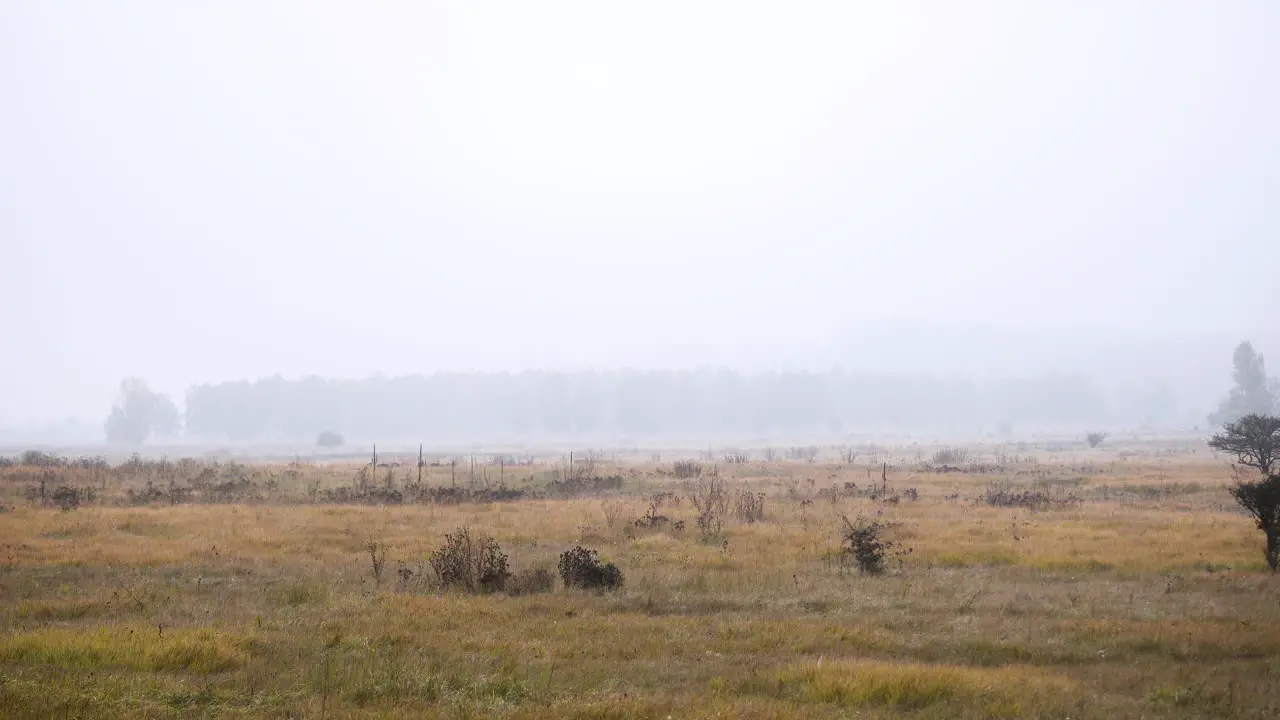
[2, 1, 1279, 426]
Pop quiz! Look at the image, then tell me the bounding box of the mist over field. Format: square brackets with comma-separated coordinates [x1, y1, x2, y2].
[3, 2, 1278, 446]
[7, 7, 1280, 718]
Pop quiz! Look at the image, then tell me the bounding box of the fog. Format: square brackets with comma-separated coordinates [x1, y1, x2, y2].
[3, 2, 1278, 443]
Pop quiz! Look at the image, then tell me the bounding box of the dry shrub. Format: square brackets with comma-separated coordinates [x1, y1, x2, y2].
[689, 473, 729, 540]
[788, 446, 819, 463]
[733, 487, 765, 523]
[982, 481, 1080, 511]
[672, 460, 703, 479]
[840, 514, 909, 575]
[601, 499, 627, 529]
[51, 485, 83, 511]
[931, 447, 969, 465]
[558, 546, 623, 591]
[428, 526, 510, 594]
[633, 502, 684, 532]
[366, 540, 388, 585]
[650, 491, 680, 508]
[818, 482, 859, 503]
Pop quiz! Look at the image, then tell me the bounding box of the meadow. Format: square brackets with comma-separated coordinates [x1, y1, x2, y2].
[1, 439, 1277, 718]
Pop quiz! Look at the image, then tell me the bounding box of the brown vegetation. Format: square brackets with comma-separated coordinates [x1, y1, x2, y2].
[0, 440, 1277, 718]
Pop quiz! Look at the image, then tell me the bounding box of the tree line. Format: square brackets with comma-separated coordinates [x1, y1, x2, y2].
[103, 342, 1274, 446]
[179, 370, 1118, 443]
[106, 370, 1152, 445]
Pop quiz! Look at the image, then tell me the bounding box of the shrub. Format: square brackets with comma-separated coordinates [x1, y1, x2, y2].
[601, 499, 626, 529]
[51, 485, 82, 511]
[1086, 432, 1109, 449]
[788, 446, 819, 463]
[689, 473, 728, 540]
[428, 526, 510, 593]
[1228, 476, 1280, 572]
[672, 460, 703, 479]
[21, 450, 66, 468]
[508, 568, 556, 596]
[817, 482, 859, 503]
[548, 474, 624, 498]
[558, 546, 623, 591]
[930, 447, 969, 465]
[650, 491, 680, 508]
[733, 487, 765, 523]
[981, 481, 1079, 511]
[366, 540, 389, 585]
[125, 481, 166, 505]
[634, 503, 682, 531]
[840, 515, 906, 575]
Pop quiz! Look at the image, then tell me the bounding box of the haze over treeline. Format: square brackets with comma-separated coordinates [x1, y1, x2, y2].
[173, 331, 1268, 445]
[177, 370, 1153, 445]
[84, 333, 1279, 448]
[4, 3, 1278, 440]
[5, 326, 1277, 447]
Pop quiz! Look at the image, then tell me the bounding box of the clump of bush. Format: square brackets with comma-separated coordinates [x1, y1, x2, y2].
[839, 514, 909, 575]
[428, 526, 510, 594]
[51, 485, 84, 511]
[21, 450, 67, 468]
[547, 474, 624, 498]
[981, 481, 1080, 511]
[734, 487, 765, 523]
[558, 546, 623, 591]
[672, 460, 703, 479]
[788, 446, 819, 463]
[633, 502, 684, 532]
[1086, 432, 1109, 449]
[23, 473, 96, 510]
[817, 482, 859, 503]
[931, 447, 969, 465]
[689, 473, 729, 540]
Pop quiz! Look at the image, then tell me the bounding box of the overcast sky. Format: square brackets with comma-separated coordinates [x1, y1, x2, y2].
[2, 1, 1278, 425]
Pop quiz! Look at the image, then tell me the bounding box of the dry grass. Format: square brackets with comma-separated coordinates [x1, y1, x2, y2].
[1, 441, 1279, 717]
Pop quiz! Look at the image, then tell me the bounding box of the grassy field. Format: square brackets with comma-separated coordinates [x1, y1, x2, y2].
[1, 441, 1278, 718]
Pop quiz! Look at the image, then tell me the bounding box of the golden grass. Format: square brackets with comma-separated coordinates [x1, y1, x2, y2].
[772, 658, 1065, 714]
[1, 447, 1278, 717]
[0, 626, 252, 673]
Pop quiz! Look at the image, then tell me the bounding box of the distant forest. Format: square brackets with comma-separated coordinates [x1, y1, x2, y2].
[181, 371, 1181, 443]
